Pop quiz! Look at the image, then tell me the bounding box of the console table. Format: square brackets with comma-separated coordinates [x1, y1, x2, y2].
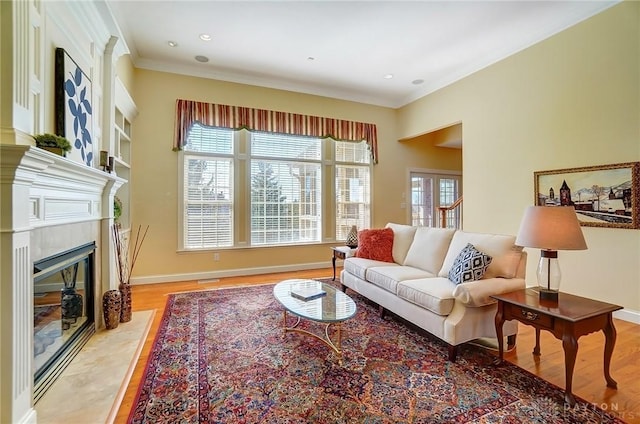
[492, 288, 622, 406]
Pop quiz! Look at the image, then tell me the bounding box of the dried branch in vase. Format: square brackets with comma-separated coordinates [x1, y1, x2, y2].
[112, 223, 149, 286]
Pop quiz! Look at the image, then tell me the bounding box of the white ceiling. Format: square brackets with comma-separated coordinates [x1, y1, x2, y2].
[105, 0, 618, 108]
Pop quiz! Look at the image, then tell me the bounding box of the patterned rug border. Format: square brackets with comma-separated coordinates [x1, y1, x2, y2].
[129, 279, 625, 423]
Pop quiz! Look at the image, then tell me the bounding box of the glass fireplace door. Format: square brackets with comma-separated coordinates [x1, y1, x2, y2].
[32, 242, 95, 401]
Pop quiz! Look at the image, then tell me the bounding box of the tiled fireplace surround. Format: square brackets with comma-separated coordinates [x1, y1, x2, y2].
[0, 145, 124, 423]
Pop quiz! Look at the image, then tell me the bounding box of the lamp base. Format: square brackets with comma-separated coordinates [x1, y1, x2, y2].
[539, 288, 559, 302]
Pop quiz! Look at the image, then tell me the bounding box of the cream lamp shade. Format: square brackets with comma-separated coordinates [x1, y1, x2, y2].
[515, 206, 587, 300]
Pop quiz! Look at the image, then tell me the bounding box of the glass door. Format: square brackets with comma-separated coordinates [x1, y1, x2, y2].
[410, 172, 461, 228]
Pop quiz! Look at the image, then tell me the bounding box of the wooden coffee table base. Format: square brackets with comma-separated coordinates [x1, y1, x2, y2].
[492, 289, 622, 407]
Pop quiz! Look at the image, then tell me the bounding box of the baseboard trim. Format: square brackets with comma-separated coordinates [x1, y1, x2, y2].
[613, 308, 640, 325]
[17, 408, 37, 424]
[129, 261, 329, 285]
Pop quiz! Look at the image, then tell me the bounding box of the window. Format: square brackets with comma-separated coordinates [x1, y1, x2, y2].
[250, 133, 321, 245]
[180, 126, 371, 249]
[335, 140, 371, 239]
[182, 124, 234, 248]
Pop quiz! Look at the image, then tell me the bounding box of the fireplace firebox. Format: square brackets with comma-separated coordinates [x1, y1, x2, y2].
[33, 242, 96, 402]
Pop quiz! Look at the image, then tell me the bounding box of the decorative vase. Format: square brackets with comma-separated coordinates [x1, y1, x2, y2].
[102, 290, 121, 330]
[61, 287, 83, 331]
[119, 283, 132, 323]
[346, 225, 358, 248]
[60, 262, 82, 330]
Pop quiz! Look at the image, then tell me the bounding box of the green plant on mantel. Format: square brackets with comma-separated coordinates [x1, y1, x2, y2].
[33, 133, 72, 154]
[113, 196, 123, 223]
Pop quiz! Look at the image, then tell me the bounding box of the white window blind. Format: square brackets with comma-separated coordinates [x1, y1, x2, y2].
[336, 140, 371, 239]
[250, 132, 322, 245]
[183, 125, 234, 248]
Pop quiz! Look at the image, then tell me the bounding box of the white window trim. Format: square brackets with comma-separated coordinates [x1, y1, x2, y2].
[177, 131, 372, 251]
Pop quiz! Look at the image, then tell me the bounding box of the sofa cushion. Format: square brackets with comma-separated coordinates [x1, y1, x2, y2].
[438, 231, 518, 279]
[449, 243, 492, 284]
[385, 223, 417, 265]
[396, 278, 456, 316]
[483, 245, 524, 279]
[367, 265, 434, 294]
[343, 257, 398, 281]
[403, 227, 456, 274]
[448, 243, 492, 285]
[355, 228, 394, 262]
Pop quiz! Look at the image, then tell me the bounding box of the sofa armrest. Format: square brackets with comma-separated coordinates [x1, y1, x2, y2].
[452, 277, 525, 307]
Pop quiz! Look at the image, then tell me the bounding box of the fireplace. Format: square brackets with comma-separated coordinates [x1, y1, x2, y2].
[32, 242, 97, 402]
[0, 145, 125, 423]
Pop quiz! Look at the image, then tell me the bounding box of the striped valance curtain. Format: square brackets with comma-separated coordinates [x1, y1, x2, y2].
[174, 99, 378, 163]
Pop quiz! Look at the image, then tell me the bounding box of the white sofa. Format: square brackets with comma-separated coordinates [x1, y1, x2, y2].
[340, 223, 527, 361]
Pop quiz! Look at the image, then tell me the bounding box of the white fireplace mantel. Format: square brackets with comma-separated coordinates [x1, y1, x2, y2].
[1, 145, 125, 227]
[0, 144, 125, 424]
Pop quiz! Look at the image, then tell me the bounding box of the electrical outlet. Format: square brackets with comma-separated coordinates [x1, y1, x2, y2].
[213, 253, 220, 261]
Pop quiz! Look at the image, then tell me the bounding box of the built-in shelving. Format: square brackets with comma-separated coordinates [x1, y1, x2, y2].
[113, 78, 137, 231]
[114, 106, 132, 168]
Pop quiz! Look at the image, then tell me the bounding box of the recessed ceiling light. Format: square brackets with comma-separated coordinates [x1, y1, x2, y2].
[168, 41, 178, 47]
[383, 74, 394, 79]
[199, 33, 212, 41]
[195, 55, 209, 63]
[412, 79, 424, 85]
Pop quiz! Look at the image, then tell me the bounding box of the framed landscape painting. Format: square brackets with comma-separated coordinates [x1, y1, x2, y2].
[534, 162, 640, 229]
[55, 48, 94, 166]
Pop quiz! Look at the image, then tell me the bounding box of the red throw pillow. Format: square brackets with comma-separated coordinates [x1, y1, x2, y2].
[355, 228, 395, 262]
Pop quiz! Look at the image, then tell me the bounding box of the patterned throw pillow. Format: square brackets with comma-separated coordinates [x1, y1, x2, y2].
[355, 228, 395, 262]
[448, 243, 493, 285]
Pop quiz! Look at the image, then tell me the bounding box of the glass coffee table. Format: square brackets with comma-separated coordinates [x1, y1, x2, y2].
[273, 279, 357, 364]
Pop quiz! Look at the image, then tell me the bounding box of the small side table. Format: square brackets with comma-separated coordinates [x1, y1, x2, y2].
[492, 289, 622, 406]
[331, 246, 356, 281]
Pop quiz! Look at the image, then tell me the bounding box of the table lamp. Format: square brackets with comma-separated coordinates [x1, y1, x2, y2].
[515, 206, 587, 301]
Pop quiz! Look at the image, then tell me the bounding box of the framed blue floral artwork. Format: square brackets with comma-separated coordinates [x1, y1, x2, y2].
[55, 48, 93, 166]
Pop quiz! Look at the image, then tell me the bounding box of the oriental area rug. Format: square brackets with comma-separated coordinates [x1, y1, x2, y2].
[129, 280, 623, 423]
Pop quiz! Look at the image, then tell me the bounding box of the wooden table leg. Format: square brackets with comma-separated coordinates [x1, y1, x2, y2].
[533, 328, 541, 356]
[332, 253, 337, 281]
[562, 331, 578, 407]
[603, 313, 618, 389]
[493, 302, 505, 365]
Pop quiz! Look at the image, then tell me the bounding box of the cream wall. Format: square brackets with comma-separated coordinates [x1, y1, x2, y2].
[130, 69, 437, 280]
[116, 54, 135, 94]
[398, 1, 640, 314]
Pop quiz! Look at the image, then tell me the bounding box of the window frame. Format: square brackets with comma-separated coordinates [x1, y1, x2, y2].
[178, 127, 373, 251]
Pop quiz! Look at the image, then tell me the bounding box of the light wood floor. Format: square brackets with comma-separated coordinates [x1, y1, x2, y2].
[114, 268, 640, 423]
